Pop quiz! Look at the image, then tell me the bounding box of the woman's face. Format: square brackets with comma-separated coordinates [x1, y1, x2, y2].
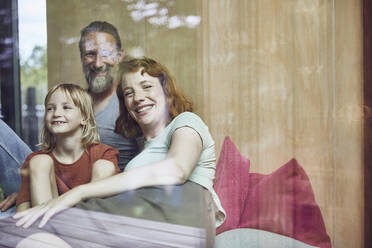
[122, 68, 169, 135]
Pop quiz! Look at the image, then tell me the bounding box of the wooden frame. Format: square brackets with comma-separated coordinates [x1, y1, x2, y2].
[364, 0, 372, 247]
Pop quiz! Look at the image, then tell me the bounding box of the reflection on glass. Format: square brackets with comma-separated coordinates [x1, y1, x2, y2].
[19, 0, 47, 151]
[124, 0, 200, 29]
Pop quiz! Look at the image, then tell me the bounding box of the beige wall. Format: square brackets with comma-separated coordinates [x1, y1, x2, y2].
[47, 0, 363, 247]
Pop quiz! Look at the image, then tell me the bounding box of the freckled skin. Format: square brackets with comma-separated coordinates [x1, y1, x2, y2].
[122, 69, 169, 138]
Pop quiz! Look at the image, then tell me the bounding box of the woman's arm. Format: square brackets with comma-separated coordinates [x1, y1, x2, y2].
[13, 127, 202, 228]
[82, 126, 202, 199]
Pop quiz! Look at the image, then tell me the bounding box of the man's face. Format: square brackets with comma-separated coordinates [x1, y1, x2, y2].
[81, 32, 122, 94]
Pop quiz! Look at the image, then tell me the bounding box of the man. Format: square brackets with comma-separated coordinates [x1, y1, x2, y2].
[79, 21, 138, 171]
[0, 119, 31, 217]
[0, 21, 138, 214]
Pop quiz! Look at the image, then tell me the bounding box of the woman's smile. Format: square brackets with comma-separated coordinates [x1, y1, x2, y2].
[135, 104, 154, 114]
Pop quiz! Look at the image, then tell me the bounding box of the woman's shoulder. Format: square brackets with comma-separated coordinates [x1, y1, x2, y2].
[167, 112, 212, 144]
[174, 111, 200, 119]
[171, 112, 205, 126]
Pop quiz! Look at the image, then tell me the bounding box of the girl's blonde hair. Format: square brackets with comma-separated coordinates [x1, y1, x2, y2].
[39, 83, 100, 151]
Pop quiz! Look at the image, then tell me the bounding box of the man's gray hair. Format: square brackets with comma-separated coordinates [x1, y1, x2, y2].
[79, 21, 122, 56]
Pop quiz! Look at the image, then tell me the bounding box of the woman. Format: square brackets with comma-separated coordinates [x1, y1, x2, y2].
[12, 57, 225, 247]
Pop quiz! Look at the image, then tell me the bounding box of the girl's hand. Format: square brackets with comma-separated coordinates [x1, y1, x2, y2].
[13, 187, 82, 228]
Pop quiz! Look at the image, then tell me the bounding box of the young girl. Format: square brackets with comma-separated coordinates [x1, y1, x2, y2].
[16, 83, 120, 212]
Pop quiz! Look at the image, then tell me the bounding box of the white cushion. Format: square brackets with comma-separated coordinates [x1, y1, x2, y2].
[214, 228, 318, 248]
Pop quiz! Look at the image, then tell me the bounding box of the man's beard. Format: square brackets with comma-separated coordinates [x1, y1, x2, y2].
[86, 67, 114, 94]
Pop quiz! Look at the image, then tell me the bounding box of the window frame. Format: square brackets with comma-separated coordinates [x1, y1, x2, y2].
[0, 0, 22, 136]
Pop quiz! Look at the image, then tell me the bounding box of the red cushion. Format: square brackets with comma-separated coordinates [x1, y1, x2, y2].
[239, 159, 331, 248]
[213, 136, 250, 235]
[213, 137, 331, 247]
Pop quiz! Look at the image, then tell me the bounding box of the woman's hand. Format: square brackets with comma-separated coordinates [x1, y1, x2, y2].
[13, 187, 82, 228]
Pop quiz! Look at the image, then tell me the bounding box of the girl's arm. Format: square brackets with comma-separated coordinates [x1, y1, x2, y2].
[16, 201, 30, 213]
[29, 155, 58, 206]
[13, 126, 202, 228]
[1, 192, 19, 212]
[90, 159, 118, 182]
[16, 154, 58, 213]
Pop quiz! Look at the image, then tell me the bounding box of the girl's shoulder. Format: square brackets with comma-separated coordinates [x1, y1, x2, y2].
[22, 150, 50, 167]
[87, 143, 117, 152]
[86, 143, 119, 159]
[86, 143, 120, 171]
[25, 150, 49, 159]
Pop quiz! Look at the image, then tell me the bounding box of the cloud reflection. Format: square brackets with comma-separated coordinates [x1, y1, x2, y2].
[123, 0, 201, 29]
[18, 0, 47, 61]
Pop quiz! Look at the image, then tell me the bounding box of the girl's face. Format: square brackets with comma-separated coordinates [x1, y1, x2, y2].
[45, 89, 85, 137]
[122, 68, 169, 136]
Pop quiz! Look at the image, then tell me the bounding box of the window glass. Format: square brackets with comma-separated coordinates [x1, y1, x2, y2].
[19, 0, 47, 150]
[9, 1, 364, 247]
